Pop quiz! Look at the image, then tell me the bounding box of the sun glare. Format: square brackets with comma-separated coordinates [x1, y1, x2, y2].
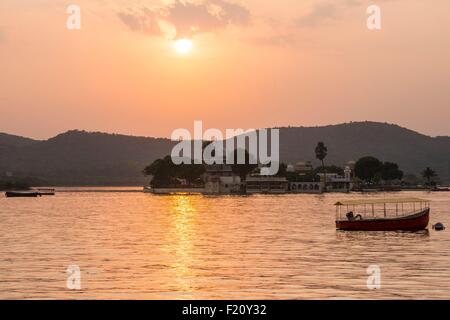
[174, 38, 193, 55]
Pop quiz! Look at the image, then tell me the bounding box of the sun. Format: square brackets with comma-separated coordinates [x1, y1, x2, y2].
[173, 38, 193, 55]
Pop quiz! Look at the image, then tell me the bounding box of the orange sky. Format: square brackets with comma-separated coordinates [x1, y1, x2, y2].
[1, 0, 449, 139]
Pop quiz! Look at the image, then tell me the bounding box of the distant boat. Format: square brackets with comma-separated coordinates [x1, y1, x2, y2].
[5, 191, 41, 198]
[35, 188, 55, 196]
[335, 198, 430, 231]
[431, 187, 450, 192]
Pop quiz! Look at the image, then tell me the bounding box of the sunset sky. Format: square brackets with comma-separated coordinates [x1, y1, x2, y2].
[1, 0, 449, 139]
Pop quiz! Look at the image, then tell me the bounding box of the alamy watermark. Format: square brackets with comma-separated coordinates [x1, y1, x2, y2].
[367, 264, 381, 289]
[66, 265, 81, 290]
[64, 4, 380, 32]
[171, 121, 280, 176]
[66, 5, 81, 30]
[367, 5, 382, 30]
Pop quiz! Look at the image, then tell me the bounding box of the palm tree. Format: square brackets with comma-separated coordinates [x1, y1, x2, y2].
[315, 142, 328, 191]
[422, 167, 437, 187]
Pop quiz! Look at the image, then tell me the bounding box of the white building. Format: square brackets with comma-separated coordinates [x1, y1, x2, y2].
[289, 182, 323, 193]
[318, 166, 353, 192]
[246, 176, 289, 194]
[203, 164, 242, 194]
[294, 161, 314, 173]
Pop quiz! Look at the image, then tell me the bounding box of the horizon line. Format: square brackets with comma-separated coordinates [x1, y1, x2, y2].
[1, 120, 450, 141]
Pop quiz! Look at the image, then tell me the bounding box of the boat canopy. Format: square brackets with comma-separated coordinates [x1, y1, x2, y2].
[334, 198, 429, 206]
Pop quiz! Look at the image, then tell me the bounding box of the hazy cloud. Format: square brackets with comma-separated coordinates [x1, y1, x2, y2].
[296, 0, 367, 28]
[296, 3, 339, 28]
[117, 7, 162, 36]
[118, 0, 250, 39]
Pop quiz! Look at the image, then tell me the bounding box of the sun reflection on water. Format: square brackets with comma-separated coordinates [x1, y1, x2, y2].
[2, 191, 450, 299]
[168, 196, 198, 296]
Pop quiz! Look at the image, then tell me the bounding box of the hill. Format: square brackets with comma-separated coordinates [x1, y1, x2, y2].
[0, 130, 175, 185]
[0, 133, 37, 148]
[0, 122, 448, 185]
[278, 122, 450, 182]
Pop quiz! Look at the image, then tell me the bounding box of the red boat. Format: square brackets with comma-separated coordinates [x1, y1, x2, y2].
[335, 198, 430, 231]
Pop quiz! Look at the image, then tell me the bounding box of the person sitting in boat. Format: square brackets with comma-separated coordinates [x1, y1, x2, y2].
[346, 211, 363, 221]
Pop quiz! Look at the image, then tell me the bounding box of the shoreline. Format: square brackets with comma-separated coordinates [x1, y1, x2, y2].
[50, 187, 441, 194]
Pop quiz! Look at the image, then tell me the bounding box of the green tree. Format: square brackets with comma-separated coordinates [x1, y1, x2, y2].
[144, 155, 206, 188]
[354, 156, 383, 183]
[314, 165, 344, 175]
[422, 167, 437, 186]
[315, 142, 328, 190]
[276, 163, 288, 177]
[143, 156, 177, 187]
[380, 162, 403, 181]
[178, 164, 206, 186]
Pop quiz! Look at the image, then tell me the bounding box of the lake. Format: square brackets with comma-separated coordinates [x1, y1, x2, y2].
[0, 189, 449, 299]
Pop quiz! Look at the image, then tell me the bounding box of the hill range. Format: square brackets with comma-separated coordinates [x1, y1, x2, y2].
[1, 122, 449, 185]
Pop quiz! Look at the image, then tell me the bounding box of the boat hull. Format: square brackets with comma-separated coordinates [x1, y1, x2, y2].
[336, 208, 429, 231]
[37, 188, 55, 195]
[5, 191, 41, 198]
[432, 188, 450, 192]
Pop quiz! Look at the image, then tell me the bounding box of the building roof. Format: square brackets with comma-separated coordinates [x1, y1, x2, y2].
[206, 164, 233, 172]
[334, 198, 429, 206]
[247, 176, 288, 182]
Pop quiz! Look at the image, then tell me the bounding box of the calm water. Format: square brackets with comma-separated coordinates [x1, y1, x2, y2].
[1, 189, 449, 299]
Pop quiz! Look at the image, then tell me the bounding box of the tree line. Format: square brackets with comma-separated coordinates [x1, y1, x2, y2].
[315, 141, 439, 186]
[143, 141, 440, 188]
[143, 148, 258, 188]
